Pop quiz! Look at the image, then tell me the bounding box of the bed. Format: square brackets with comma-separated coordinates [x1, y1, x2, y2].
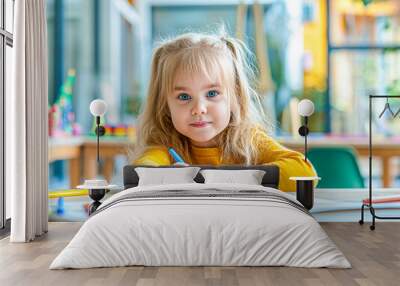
[50, 165, 350, 269]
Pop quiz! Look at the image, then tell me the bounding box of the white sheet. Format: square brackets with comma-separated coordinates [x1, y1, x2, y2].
[50, 183, 351, 269]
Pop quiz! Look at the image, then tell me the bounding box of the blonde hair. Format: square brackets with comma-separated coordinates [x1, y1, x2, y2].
[132, 32, 270, 165]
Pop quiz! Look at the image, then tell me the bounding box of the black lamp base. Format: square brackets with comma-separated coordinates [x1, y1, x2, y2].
[290, 177, 320, 210]
[88, 188, 106, 215]
[296, 180, 314, 210]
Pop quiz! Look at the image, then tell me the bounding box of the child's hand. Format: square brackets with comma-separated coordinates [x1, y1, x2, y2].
[173, 162, 190, 167]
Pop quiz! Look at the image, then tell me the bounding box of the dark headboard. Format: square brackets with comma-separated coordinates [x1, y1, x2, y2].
[123, 165, 280, 189]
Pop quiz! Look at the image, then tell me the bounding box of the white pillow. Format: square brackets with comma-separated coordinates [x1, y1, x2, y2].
[200, 169, 266, 185]
[135, 167, 200, 186]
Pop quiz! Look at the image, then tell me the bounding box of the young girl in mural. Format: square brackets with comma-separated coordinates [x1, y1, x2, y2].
[132, 32, 316, 192]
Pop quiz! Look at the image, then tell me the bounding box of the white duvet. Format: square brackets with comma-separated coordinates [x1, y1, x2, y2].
[50, 183, 351, 269]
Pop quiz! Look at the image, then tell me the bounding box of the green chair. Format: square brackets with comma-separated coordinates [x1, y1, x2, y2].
[307, 146, 365, 188]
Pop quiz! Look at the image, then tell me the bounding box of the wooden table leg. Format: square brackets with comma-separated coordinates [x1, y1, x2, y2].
[382, 156, 391, 188]
[81, 142, 127, 183]
[84, 150, 98, 180]
[69, 158, 81, 188]
[104, 158, 114, 183]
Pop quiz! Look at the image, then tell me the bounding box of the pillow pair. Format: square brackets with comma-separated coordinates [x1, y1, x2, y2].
[135, 167, 266, 186]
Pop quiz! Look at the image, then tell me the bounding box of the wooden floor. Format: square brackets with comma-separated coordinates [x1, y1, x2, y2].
[0, 222, 399, 286]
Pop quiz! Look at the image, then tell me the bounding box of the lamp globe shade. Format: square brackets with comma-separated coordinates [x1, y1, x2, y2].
[298, 99, 314, 117]
[90, 99, 107, 116]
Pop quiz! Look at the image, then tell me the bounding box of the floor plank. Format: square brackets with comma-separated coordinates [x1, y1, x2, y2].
[0, 222, 399, 286]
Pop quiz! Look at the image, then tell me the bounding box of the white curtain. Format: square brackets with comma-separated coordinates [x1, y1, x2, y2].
[7, 0, 48, 242]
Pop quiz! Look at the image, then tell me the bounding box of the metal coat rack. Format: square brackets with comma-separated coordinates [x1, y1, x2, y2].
[359, 95, 400, 230]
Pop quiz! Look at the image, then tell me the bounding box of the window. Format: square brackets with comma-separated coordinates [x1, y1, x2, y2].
[328, 0, 400, 134]
[1, 0, 14, 231]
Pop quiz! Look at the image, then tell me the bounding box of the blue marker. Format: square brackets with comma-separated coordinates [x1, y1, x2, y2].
[168, 147, 185, 163]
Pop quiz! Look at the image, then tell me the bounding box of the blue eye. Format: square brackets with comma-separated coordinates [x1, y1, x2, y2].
[207, 90, 219, 98]
[177, 93, 191, 101]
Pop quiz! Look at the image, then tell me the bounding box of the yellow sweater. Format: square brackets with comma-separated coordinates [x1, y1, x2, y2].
[134, 130, 317, 192]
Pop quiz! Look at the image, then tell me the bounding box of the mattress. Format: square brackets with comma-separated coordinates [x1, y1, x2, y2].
[50, 183, 351, 269]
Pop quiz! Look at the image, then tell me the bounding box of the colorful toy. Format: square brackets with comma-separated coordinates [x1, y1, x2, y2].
[48, 68, 81, 137]
[48, 189, 89, 216]
[92, 123, 136, 137]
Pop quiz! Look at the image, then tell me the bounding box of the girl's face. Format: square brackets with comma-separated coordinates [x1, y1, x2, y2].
[167, 70, 231, 147]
